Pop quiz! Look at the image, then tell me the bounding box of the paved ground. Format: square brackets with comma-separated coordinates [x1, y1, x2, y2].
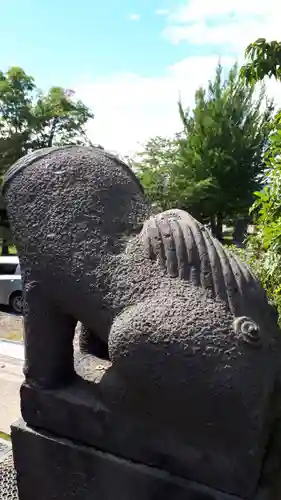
[0, 353, 23, 434]
[0, 310, 24, 434]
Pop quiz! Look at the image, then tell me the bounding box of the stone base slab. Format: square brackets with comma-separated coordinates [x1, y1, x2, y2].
[11, 418, 243, 500]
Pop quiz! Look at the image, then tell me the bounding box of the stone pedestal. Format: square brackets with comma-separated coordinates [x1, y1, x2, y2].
[11, 419, 241, 500]
[10, 354, 280, 500]
[17, 378, 254, 498]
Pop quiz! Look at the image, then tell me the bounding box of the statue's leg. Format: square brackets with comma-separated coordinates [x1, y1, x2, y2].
[79, 324, 109, 360]
[23, 280, 77, 389]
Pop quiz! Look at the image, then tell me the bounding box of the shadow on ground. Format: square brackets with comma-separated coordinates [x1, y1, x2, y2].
[0, 305, 22, 316]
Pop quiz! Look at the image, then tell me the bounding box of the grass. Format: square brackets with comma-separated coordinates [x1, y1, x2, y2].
[0, 241, 18, 255]
[7, 246, 17, 255]
[0, 245, 17, 255]
[1, 330, 23, 341]
[223, 234, 233, 243]
[0, 312, 23, 342]
[0, 431, 10, 441]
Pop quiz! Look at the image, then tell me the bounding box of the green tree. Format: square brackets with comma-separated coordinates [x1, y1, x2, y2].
[241, 38, 281, 83]
[240, 39, 281, 322]
[0, 66, 94, 254]
[0, 67, 35, 171]
[31, 87, 94, 149]
[178, 63, 273, 239]
[135, 63, 272, 240]
[134, 135, 214, 217]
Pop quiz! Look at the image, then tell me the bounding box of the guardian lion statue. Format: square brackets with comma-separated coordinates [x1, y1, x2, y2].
[3, 145, 281, 499]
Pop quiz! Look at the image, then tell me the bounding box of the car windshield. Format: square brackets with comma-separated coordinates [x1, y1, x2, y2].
[0, 264, 18, 274]
[0, 258, 20, 275]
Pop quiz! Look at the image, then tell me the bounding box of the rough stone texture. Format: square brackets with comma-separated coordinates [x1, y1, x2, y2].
[3, 146, 281, 498]
[3, 145, 150, 388]
[0, 454, 18, 500]
[0, 440, 18, 500]
[11, 419, 243, 500]
[0, 438, 11, 459]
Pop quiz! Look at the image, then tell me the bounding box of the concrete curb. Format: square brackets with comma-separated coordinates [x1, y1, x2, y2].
[0, 338, 23, 345]
[0, 340, 24, 360]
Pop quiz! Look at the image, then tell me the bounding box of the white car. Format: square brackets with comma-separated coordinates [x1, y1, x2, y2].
[0, 256, 23, 314]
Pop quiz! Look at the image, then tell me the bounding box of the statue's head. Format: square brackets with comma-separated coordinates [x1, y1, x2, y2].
[106, 208, 281, 499]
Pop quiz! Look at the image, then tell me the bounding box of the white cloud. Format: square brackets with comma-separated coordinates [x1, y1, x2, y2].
[156, 8, 169, 16]
[162, 0, 281, 53]
[74, 56, 238, 156]
[128, 13, 141, 21]
[74, 60, 281, 158]
[73, 1, 281, 158]
[169, 0, 277, 22]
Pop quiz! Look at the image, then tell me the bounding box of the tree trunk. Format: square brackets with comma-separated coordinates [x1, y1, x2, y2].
[1, 239, 10, 256]
[210, 216, 216, 236]
[215, 214, 223, 242]
[47, 118, 59, 147]
[233, 218, 249, 246]
[210, 214, 223, 242]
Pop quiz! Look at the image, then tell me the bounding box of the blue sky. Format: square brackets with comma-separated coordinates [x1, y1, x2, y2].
[2, 0, 280, 154]
[3, 0, 192, 86]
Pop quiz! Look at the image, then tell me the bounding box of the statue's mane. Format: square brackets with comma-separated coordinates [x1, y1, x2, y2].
[141, 209, 266, 316]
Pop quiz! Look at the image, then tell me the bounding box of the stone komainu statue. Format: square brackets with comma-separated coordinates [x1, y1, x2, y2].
[3, 145, 281, 499]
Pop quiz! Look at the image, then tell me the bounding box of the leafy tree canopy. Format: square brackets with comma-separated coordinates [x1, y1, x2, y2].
[135, 63, 273, 240]
[240, 38, 281, 321]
